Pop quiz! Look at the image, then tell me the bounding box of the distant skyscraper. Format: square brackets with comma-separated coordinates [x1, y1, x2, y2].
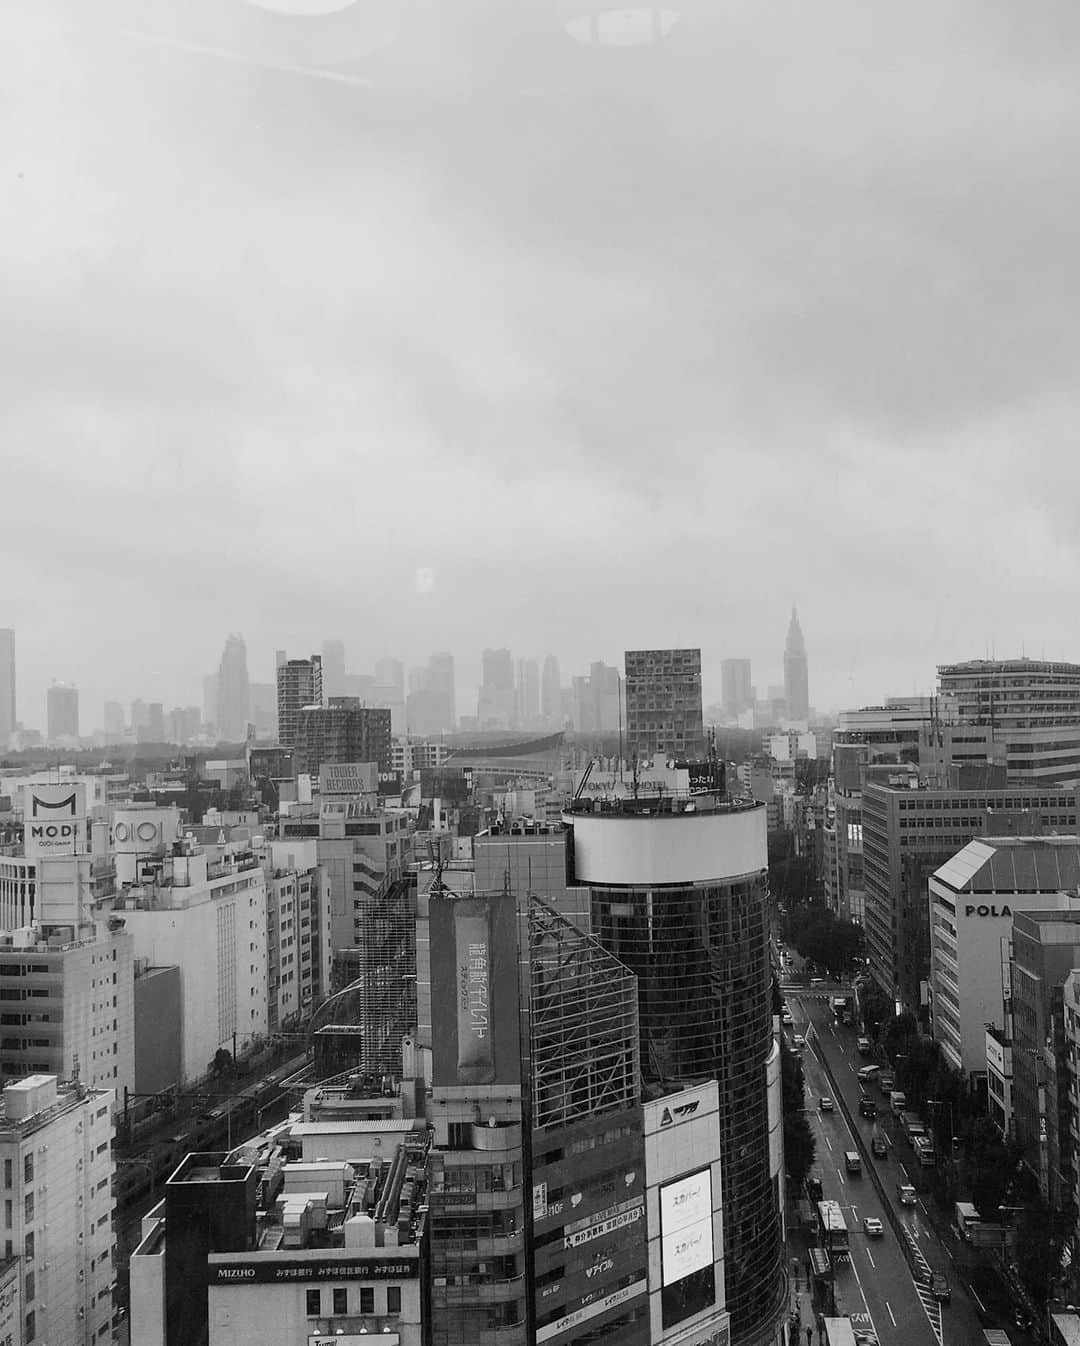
[406, 652, 456, 735]
[249, 682, 277, 738]
[515, 657, 540, 727]
[202, 674, 219, 732]
[427, 652, 456, 720]
[541, 654, 561, 724]
[276, 655, 323, 748]
[47, 683, 79, 742]
[477, 648, 515, 729]
[104, 701, 126, 738]
[374, 657, 404, 700]
[215, 634, 251, 741]
[321, 639, 346, 698]
[0, 629, 13, 749]
[624, 648, 705, 761]
[783, 608, 809, 720]
[721, 658, 753, 719]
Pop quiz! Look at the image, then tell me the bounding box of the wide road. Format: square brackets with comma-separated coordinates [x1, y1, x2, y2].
[796, 1032, 939, 1346]
[787, 989, 991, 1346]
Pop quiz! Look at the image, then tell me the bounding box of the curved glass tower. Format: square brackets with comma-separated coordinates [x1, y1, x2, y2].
[564, 792, 785, 1346]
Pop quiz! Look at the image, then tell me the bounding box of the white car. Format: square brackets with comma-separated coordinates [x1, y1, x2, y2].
[819, 1097, 834, 1112]
[863, 1216, 884, 1237]
[781, 1011, 794, 1026]
[793, 1035, 806, 1050]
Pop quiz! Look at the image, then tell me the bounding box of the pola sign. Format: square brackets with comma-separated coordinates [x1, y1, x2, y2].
[22, 782, 88, 858]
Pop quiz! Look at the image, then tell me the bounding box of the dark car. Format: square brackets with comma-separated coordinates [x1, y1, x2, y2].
[928, 1272, 951, 1303]
[859, 1097, 878, 1119]
[871, 1134, 888, 1158]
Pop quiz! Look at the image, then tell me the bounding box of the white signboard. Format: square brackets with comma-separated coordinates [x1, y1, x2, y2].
[660, 1169, 713, 1286]
[22, 783, 87, 858]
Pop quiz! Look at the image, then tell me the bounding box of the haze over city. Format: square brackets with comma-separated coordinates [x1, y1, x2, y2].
[5, 1, 1080, 724]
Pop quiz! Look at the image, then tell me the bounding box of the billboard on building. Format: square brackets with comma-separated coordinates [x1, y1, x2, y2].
[22, 782, 87, 858]
[319, 762, 378, 796]
[429, 892, 520, 1088]
[112, 807, 181, 853]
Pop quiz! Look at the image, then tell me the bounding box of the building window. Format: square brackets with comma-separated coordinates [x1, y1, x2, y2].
[24, 1311, 34, 1342]
[2, 1160, 9, 1188]
[23, 1194, 32, 1223]
[24, 1270, 33, 1303]
[332, 1287, 348, 1316]
[305, 1289, 320, 1317]
[24, 1232, 33, 1263]
[23, 1154, 32, 1185]
[359, 1287, 375, 1315]
[386, 1286, 402, 1314]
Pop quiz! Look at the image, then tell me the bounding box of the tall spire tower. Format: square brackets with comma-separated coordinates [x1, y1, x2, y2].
[783, 606, 809, 720]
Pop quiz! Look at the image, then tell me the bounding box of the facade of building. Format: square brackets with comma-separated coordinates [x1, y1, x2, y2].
[938, 658, 1080, 787]
[863, 779, 1080, 1015]
[624, 649, 705, 764]
[0, 1074, 116, 1346]
[0, 630, 13, 751]
[46, 683, 79, 743]
[1010, 908, 1080, 1211]
[294, 700, 392, 777]
[276, 655, 323, 749]
[216, 635, 251, 742]
[421, 885, 653, 1346]
[131, 1132, 426, 1346]
[927, 837, 1080, 1075]
[321, 639, 346, 699]
[721, 659, 753, 721]
[782, 609, 808, 721]
[541, 655, 562, 726]
[563, 787, 785, 1346]
[260, 840, 330, 1032]
[116, 839, 269, 1084]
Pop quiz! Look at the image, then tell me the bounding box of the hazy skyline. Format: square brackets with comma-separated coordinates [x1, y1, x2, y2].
[4, 3, 1080, 728]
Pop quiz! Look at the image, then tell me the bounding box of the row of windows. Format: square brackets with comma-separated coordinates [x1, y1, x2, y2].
[305, 1285, 402, 1317]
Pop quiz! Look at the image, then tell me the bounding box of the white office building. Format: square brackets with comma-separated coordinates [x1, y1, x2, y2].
[929, 837, 1080, 1074]
[0, 1074, 116, 1346]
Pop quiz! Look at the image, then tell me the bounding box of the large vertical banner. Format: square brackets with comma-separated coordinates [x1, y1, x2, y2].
[455, 899, 494, 1084]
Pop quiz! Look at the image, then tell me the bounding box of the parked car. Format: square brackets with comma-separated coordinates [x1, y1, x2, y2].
[863, 1217, 884, 1237]
[928, 1272, 951, 1303]
[897, 1183, 917, 1206]
[820, 1097, 834, 1112]
[871, 1134, 888, 1158]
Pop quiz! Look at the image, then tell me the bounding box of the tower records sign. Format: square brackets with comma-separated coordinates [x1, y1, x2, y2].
[22, 782, 88, 858]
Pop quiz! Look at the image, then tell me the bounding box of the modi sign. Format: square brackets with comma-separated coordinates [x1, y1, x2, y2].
[22, 782, 88, 858]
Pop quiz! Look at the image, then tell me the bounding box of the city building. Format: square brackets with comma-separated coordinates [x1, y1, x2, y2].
[0, 630, 14, 750]
[720, 658, 753, 721]
[276, 654, 323, 749]
[563, 773, 785, 1346]
[571, 661, 622, 735]
[202, 673, 219, 734]
[938, 658, 1080, 787]
[115, 832, 269, 1086]
[541, 654, 562, 726]
[259, 839, 331, 1032]
[515, 656, 540, 728]
[167, 705, 202, 745]
[321, 639, 346, 699]
[406, 655, 456, 738]
[624, 648, 705, 763]
[0, 1073, 116, 1346]
[478, 647, 516, 730]
[420, 883, 653, 1346]
[131, 1125, 427, 1346]
[294, 700, 392, 777]
[927, 837, 1080, 1076]
[216, 635, 251, 742]
[278, 801, 410, 957]
[764, 729, 817, 762]
[46, 682, 79, 743]
[863, 777, 1080, 1016]
[782, 609, 809, 722]
[104, 700, 125, 740]
[1010, 907, 1080, 1210]
[247, 683, 276, 740]
[985, 1024, 1014, 1139]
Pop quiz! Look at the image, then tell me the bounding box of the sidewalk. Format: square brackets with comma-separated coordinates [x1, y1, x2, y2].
[785, 1202, 851, 1345]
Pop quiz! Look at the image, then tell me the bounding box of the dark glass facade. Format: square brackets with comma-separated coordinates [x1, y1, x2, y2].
[589, 873, 783, 1343]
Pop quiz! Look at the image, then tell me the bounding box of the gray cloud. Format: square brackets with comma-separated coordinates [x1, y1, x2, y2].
[3, 2, 1080, 724]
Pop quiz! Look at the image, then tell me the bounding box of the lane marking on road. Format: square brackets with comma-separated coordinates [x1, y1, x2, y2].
[886, 1301, 896, 1326]
[836, 1170, 845, 1185]
[865, 1247, 875, 1269]
[846, 1247, 879, 1345]
[944, 1245, 954, 1263]
[899, 1161, 909, 1177]
[969, 1286, 986, 1314]
[824, 1134, 833, 1152]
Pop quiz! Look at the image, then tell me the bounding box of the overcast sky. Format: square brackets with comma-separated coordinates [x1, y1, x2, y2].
[3, 1, 1080, 728]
